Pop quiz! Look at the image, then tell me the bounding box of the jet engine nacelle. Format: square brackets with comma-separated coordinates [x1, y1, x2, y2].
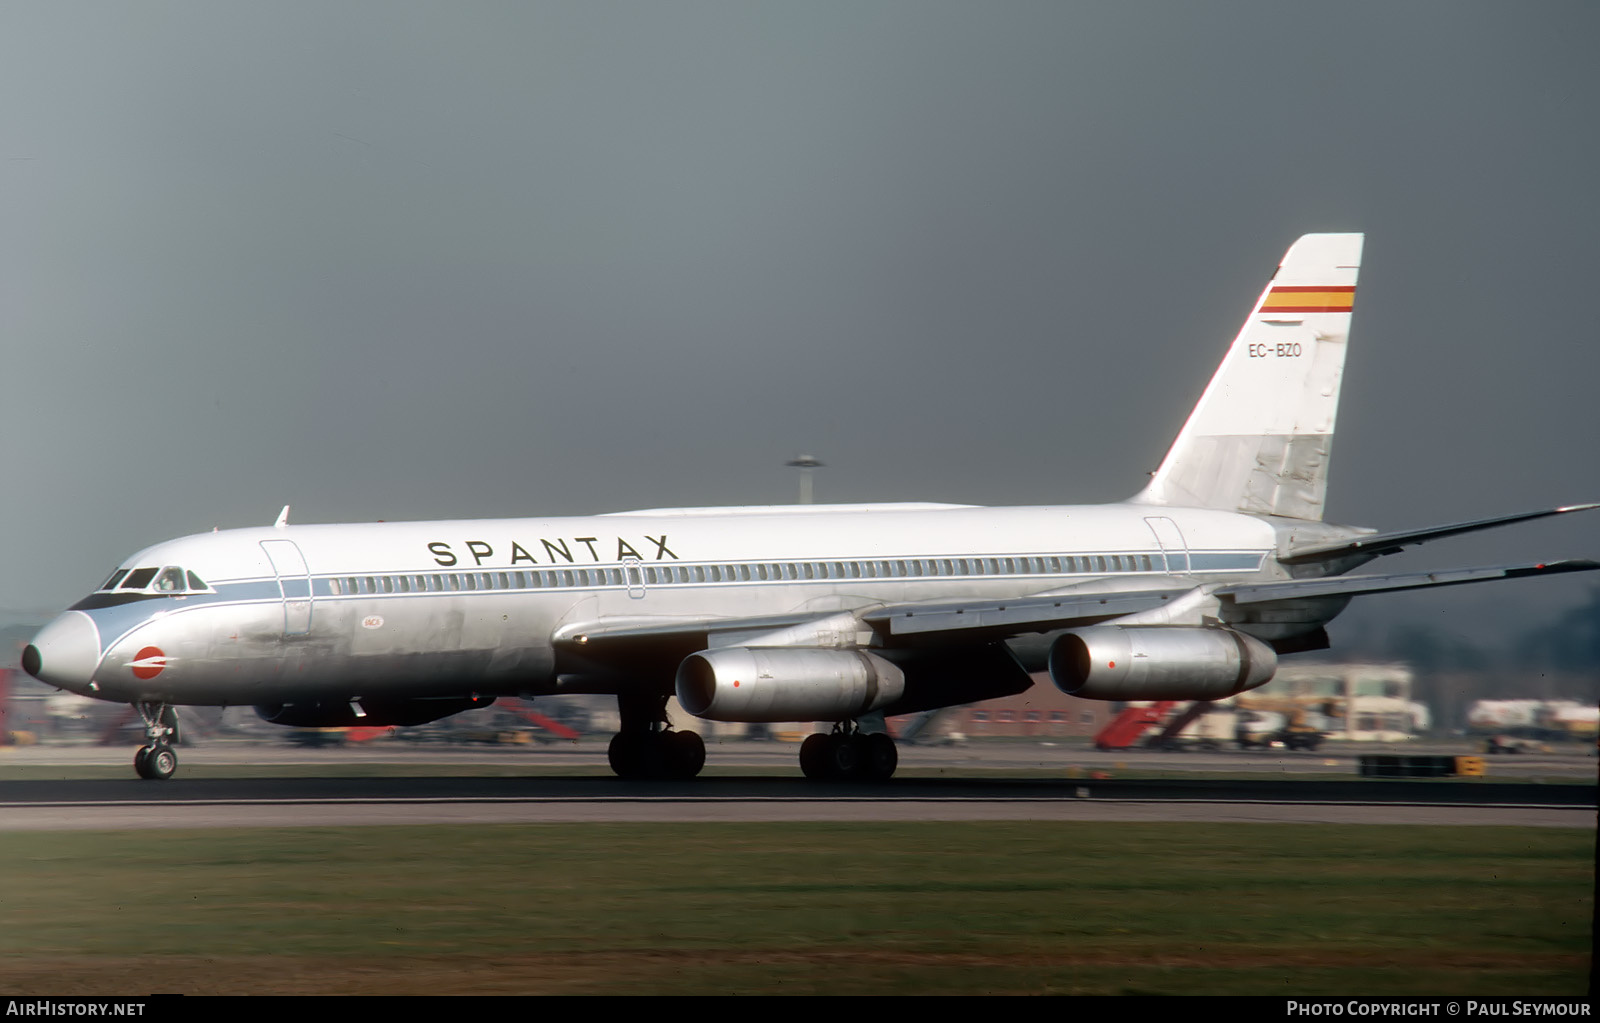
[1048, 626, 1277, 701]
[676, 647, 906, 722]
[254, 696, 495, 728]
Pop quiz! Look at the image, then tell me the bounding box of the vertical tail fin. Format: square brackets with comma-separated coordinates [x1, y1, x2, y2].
[1133, 233, 1363, 521]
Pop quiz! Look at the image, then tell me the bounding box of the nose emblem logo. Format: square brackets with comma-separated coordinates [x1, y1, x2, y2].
[130, 647, 169, 680]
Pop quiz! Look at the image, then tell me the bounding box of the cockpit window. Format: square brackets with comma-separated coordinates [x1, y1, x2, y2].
[72, 563, 208, 610]
[121, 568, 159, 590]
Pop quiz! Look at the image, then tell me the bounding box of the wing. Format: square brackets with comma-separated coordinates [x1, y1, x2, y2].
[554, 558, 1600, 659]
[858, 587, 1192, 639]
[552, 584, 1193, 659]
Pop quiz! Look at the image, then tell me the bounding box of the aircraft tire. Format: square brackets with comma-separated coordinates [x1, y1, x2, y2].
[824, 733, 862, 781]
[668, 730, 705, 779]
[608, 732, 648, 780]
[139, 744, 177, 781]
[861, 732, 898, 781]
[799, 733, 831, 780]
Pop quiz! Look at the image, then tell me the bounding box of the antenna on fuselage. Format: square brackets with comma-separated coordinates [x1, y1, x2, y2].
[785, 455, 824, 505]
[273, 505, 290, 529]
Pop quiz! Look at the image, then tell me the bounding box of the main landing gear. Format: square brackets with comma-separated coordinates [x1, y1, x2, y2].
[799, 723, 898, 782]
[607, 693, 705, 780]
[133, 702, 179, 781]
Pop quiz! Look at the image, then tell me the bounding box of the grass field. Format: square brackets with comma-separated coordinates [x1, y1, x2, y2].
[0, 821, 1590, 995]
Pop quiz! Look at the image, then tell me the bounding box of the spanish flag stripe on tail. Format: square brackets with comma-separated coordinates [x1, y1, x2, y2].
[1261, 285, 1356, 313]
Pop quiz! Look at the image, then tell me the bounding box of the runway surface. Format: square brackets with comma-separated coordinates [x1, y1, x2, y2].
[2, 741, 1593, 830]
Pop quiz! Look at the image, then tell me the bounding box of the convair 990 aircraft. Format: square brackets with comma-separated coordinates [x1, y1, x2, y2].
[22, 234, 1599, 781]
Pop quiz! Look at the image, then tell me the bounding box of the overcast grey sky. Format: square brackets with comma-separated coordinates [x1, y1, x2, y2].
[3, 2, 1596, 641]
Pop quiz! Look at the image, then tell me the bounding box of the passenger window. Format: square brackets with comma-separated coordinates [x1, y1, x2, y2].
[397, 577, 411, 593]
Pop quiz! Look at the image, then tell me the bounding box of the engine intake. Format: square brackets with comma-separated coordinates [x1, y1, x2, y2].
[1048, 626, 1276, 701]
[676, 647, 905, 722]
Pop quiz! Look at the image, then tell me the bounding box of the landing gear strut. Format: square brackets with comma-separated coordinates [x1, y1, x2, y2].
[800, 722, 898, 782]
[133, 702, 179, 781]
[607, 693, 705, 780]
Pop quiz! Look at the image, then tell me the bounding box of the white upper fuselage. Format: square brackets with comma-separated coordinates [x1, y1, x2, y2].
[42, 501, 1281, 706]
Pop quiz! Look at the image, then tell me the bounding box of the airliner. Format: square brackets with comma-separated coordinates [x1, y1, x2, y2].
[21, 233, 1597, 781]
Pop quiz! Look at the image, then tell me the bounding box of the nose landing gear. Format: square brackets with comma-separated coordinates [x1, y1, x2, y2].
[132, 702, 179, 780]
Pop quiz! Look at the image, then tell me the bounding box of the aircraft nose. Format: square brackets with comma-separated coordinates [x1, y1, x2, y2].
[21, 612, 102, 692]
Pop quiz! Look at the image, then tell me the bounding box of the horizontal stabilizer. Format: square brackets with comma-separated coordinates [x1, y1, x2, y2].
[1283, 503, 1600, 563]
[1220, 559, 1600, 605]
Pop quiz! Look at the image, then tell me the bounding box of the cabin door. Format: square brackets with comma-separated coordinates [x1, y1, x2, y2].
[260, 539, 313, 636]
[1143, 516, 1191, 576]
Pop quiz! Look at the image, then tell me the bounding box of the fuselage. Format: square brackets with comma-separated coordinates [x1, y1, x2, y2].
[25, 501, 1304, 709]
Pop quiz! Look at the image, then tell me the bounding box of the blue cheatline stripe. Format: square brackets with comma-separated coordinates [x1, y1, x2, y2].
[299, 551, 1269, 597]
